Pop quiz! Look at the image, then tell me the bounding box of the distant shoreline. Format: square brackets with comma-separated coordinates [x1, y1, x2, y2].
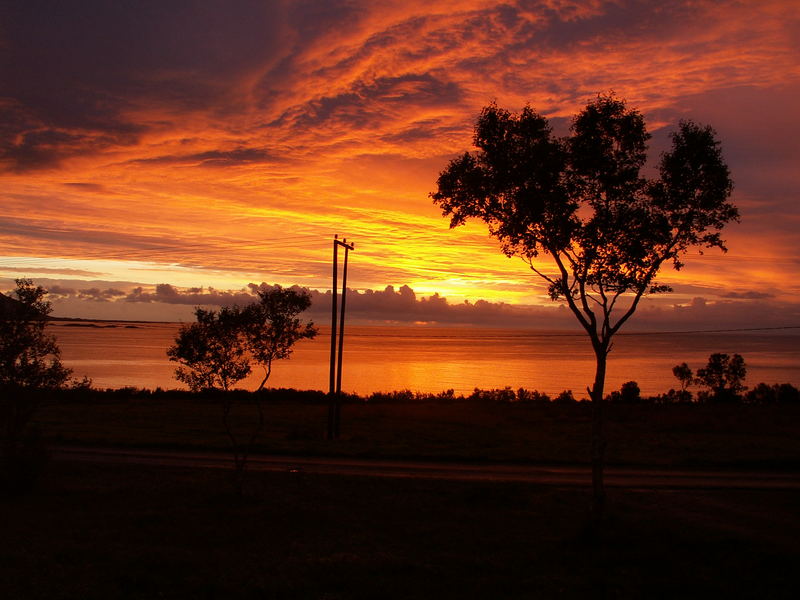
[47, 317, 800, 337]
[50, 316, 164, 324]
[57, 322, 143, 329]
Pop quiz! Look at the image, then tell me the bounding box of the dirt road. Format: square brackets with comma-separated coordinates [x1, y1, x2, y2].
[51, 445, 800, 490]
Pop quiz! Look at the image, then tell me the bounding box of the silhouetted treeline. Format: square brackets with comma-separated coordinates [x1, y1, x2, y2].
[28, 381, 800, 405]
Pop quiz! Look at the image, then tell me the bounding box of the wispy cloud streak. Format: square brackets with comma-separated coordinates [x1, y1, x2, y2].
[1, 1, 798, 320]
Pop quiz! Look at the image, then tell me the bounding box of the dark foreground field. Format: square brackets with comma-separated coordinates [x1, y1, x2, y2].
[4, 392, 799, 598]
[34, 391, 800, 468]
[3, 460, 799, 599]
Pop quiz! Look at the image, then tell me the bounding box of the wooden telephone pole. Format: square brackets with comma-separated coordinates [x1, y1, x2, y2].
[327, 234, 354, 440]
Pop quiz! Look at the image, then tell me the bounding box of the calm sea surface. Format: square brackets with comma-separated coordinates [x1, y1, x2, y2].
[51, 322, 800, 397]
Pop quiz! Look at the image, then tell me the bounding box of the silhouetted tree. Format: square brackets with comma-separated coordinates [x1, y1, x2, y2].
[243, 287, 317, 392]
[609, 380, 641, 403]
[168, 306, 251, 392]
[431, 94, 737, 517]
[773, 383, 800, 404]
[744, 382, 776, 404]
[1, 279, 77, 491]
[672, 362, 694, 402]
[554, 389, 576, 403]
[1, 279, 72, 389]
[167, 286, 316, 494]
[696, 352, 746, 402]
[744, 382, 799, 404]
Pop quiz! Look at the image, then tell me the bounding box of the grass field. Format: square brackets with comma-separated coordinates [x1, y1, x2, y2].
[33, 390, 800, 468]
[4, 390, 798, 598]
[2, 460, 798, 599]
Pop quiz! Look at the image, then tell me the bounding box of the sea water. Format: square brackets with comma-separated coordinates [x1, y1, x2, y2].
[51, 322, 800, 397]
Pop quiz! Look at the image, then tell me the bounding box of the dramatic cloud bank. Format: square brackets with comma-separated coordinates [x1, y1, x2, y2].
[5, 277, 796, 331]
[1, 1, 799, 320]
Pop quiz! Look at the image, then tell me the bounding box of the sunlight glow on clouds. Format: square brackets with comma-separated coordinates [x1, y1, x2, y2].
[1, 0, 799, 325]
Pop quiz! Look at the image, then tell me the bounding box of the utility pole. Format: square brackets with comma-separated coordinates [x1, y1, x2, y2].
[328, 235, 339, 405]
[327, 234, 354, 440]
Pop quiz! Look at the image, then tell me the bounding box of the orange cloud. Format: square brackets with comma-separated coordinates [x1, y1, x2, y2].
[1, 0, 798, 323]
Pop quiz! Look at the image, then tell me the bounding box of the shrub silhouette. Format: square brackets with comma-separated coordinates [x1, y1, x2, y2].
[744, 382, 799, 404]
[609, 381, 641, 403]
[696, 353, 746, 403]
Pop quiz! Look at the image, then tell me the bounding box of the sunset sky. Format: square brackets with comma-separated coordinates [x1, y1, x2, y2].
[1, 0, 799, 327]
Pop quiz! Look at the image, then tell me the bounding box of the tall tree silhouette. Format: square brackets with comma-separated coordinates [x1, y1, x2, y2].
[1, 279, 72, 390]
[431, 94, 737, 518]
[1, 279, 78, 491]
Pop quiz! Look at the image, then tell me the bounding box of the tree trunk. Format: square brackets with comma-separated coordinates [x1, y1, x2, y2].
[256, 363, 272, 393]
[590, 347, 608, 521]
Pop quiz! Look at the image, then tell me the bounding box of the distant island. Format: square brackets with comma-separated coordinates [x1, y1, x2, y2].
[60, 322, 140, 329]
[1, 291, 150, 325]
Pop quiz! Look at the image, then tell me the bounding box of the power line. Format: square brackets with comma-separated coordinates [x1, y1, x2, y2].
[616, 325, 800, 336]
[511, 325, 800, 337]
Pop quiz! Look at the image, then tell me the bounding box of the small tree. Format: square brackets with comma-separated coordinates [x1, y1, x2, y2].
[167, 286, 316, 494]
[167, 306, 251, 392]
[745, 382, 775, 404]
[431, 94, 737, 517]
[1, 279, 76, 491]
[554, 389, 576, 403]
[773, 383, 800, 404]
[672, 362, 694, 402]
[696, 352, 746, 402]
[609, 380, 641, 403]
[243, 287, 318, 392]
